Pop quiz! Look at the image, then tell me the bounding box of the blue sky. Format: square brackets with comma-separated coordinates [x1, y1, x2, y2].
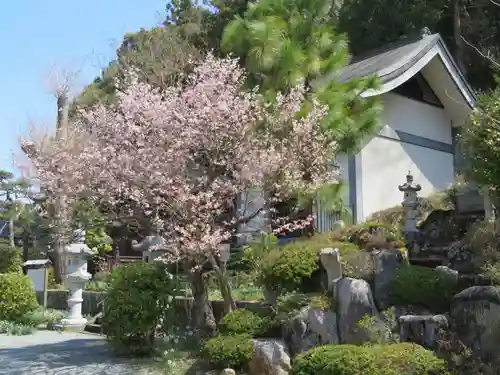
[0, 0, 167, 174]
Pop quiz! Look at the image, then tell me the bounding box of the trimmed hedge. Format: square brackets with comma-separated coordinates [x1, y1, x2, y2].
[388, 265, 460, 313]
[201, 334, 254, 370]
[219, 308, 279, 337]
[0, 273, 38, 321]
[293, 343, 448, 375]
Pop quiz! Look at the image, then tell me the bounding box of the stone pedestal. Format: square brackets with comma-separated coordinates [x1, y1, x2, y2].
[56, 229, 95, 331]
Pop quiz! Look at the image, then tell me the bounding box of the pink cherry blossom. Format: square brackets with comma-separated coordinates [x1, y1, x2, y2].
[21, 53, 340, 260]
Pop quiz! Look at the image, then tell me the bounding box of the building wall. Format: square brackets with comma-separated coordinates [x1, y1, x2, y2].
[357, 92, 455, 221]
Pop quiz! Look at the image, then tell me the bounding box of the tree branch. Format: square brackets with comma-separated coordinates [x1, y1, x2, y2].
[461, 36, 500, 70]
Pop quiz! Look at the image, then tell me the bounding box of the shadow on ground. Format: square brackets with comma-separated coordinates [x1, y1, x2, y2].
[0, 334, 155, 375]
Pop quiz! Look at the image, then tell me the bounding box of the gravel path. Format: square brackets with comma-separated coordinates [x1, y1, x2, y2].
[0, 331, 158, 375]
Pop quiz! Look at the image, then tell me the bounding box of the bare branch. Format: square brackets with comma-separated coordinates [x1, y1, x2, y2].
[44, 63, 83, 100]
[461, 36, 500, 70]
[489, 0, 500, 7]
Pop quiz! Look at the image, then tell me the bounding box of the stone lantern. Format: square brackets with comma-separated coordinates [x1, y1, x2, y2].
[132, 234, 169, 263]
[398, 172, 421, 247]
[57, 229, 96, 330]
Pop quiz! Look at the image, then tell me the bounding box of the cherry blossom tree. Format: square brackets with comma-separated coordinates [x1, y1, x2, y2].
[21, 53, 339, 320]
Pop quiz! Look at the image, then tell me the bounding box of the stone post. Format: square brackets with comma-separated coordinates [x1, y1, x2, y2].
[398, 172, 421, 251]
[57, 229, 96, 331]
[319, 248, 343, 291]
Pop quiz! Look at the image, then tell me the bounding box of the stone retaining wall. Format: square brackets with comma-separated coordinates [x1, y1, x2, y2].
[36, 290, 270, 321]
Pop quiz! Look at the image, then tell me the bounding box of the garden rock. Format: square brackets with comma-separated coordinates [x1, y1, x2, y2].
[220, 369, 236, 375]
[282, 305, 338, 356]
[336, 277, 381, 344]
[451, 286, 500, 358]
[319, 248, 342, 291]
[435, 266, 459, 281]
[373, 249, 404, 309]
[398, 314, 448, 349]
[248, 339, 291, 375]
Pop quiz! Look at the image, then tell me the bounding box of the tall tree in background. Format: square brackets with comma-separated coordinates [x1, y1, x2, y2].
[221, 0, 381, 152]
[0, 170, 31, 250]
[221, 0, 381, 226]
[337, 0, 500, 90]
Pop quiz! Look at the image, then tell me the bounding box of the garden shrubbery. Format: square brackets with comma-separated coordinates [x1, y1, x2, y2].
[218, 308, 278, 337]
[200, 333, 254, 370]
[103, 262, 179, 356]
[293, 343, 447, 375]
[0, 272, 38, 321]
[388, 265, 460, 313]
[260, 237, 321, 295]
[0, 244, 22, 274]
[345, 220, 404, 250]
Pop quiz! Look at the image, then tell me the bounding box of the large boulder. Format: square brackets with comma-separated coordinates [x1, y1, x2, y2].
[373, 249, 405, 309]
[398, 314, 448, 349]
[248, 339, 291, 375]
[282, 305, 338, 356]
[336, 277, 381, 344]
[451, 286, 500, 358]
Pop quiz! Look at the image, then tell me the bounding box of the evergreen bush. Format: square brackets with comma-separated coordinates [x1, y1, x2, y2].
[293, 343, 448, 375]
[0, 273, 38, 321]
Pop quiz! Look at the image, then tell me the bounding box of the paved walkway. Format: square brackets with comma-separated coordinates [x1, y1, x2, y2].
[0, 331, 158, 375]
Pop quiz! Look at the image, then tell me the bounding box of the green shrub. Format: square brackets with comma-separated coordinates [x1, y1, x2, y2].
[0, 244, 22, 273]
[388, 265, 460, 313]
[219, 308, 277, 337]
[201, 334, 253, 370]
[16, 307, 67, 327]
[0, 273, 38, 321]
[0, 320, 35, 335]
[260, 237, 321, 294]
[346, 220, 404, 250]
[293, 343, 448, 375]
[103, 262, 179, 356]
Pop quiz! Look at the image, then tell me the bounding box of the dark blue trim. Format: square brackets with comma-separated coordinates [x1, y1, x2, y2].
[348, 155, 357, 224]
[377, 129, 454, 154]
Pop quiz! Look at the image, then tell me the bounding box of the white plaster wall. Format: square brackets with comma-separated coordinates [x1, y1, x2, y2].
[381, 92, 452, 144]
[358, 93, 455, 221]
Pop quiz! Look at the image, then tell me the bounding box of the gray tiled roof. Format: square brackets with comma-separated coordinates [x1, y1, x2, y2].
[335, 33, 441, 83]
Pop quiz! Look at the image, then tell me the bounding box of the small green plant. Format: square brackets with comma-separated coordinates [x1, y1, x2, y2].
[16, 307, 67, 327]
[388, 265, 460, 313]
[84, 280, 108, 291]
[218, 308, 277, 337]
[292, 343, 448, 375]
[200, 334, 253, 370]
[345, 220, 404, 250]
[308, 294, 331, 310]
[357, 308, 399, 344]
[103, 262, 180, 356]
[0, 320, 35, 335]
[0, 273, 38, 321]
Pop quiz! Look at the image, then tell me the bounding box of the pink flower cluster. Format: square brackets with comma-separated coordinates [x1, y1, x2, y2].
[21, 53, 340, 257]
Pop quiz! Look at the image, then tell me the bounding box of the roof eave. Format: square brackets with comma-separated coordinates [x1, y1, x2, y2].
[361, 36, 476, 109]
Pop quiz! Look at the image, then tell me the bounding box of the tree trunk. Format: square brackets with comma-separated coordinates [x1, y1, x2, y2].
[9, 218, 14, 249]
[22, 231, 29, 262]
[188, 265, 216, 339]
[208, 252, 236, 315]
[453, 0, 466, 74]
